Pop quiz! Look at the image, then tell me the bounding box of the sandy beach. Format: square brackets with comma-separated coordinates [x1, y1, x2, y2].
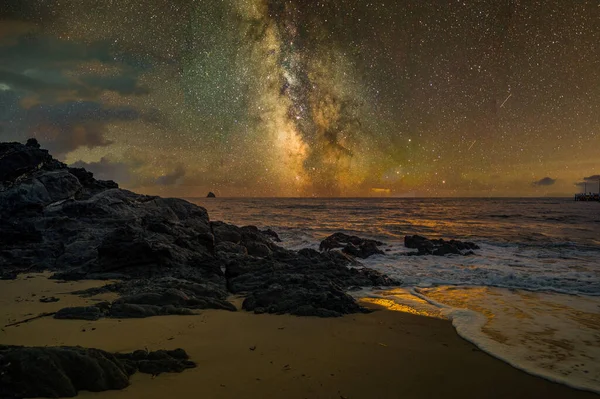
[1, 274, 596, 399]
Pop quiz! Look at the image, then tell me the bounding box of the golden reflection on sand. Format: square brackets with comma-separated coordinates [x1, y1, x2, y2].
[361, 288, 446, 319]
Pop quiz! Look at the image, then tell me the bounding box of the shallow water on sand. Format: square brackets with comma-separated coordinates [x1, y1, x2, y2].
[191, 197, 600, 392]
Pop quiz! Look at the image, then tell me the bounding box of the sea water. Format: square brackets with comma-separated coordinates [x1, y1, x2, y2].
[191, 197, 600, 393]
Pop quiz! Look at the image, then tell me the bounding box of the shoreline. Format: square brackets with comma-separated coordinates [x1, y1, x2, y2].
[1, 274, 597, 398]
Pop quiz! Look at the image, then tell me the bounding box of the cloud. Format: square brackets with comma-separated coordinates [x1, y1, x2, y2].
[583, 175, 600, 182]
[0, 69, 71, 94]
[24, 101, 146, 154]
[0, 31, 150, 105]
[70, 157, 132, 185]
[0, 68, 149, 99]
[155, 166, 186, 186]
[532, 177, 556, 186]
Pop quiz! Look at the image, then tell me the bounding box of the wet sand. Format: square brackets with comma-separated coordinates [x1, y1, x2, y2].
[1, 274, 597, 399]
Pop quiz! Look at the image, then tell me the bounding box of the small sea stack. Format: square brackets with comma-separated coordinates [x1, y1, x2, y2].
[207, 192, 216, 198]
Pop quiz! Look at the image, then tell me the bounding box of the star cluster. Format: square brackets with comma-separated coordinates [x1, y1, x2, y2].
[0, 0, 599, 196]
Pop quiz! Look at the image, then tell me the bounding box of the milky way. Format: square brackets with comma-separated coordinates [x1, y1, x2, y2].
[1, 1, 599, 196]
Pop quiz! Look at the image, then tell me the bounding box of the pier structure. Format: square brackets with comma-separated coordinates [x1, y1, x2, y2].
[574, 179, 600, 201]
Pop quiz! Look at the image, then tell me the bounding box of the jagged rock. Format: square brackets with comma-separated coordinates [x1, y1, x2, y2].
[0, 345, 195, 398]
[320, 232, 385, 259]
[404, 235, 479, 256]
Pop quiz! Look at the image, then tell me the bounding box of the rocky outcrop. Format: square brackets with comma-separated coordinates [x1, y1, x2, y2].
[320, 232, 385, 259]
[226, 248, 398, 317]
[0, 140, 398, 318]
[404, 235, 479, 256]
[0, 345, 195, 398]
[206, 191, 216, 198]
[61, 278, 237, 319]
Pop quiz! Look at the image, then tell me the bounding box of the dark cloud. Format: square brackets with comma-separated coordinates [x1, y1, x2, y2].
[0, 31, 151, 104]
[583, 175, 600, 181]
[156, 166, 186, 186]
[0, 69, 149, 98]
[0, 69, 73, 94]
[25, 101, 144, 154]
[532, 177, 556, 186]
[70, 157, 132, 185]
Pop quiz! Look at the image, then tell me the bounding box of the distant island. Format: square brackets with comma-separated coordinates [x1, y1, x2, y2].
[207, 191, 216, 198]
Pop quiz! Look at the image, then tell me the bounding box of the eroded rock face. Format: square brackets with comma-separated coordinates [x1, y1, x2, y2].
[404, 235, 479, 256]
[0, 345, 195, 398]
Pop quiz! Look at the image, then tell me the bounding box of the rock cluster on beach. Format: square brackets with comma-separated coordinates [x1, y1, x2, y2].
[0, 139, 398, 319]
[0, 345, 195, 398]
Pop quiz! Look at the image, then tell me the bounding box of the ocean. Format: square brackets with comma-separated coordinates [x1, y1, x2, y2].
[191, 197, 600, 393]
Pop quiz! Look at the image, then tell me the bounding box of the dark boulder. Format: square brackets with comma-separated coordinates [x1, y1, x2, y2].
[0, 345, 195, 398]
[320, 232, 385, 259]
[404, 235, 479, 256]
[242, 281, 367, 317]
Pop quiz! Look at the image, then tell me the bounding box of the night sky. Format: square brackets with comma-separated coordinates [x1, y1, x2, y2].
[1, 0, 599, 197]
